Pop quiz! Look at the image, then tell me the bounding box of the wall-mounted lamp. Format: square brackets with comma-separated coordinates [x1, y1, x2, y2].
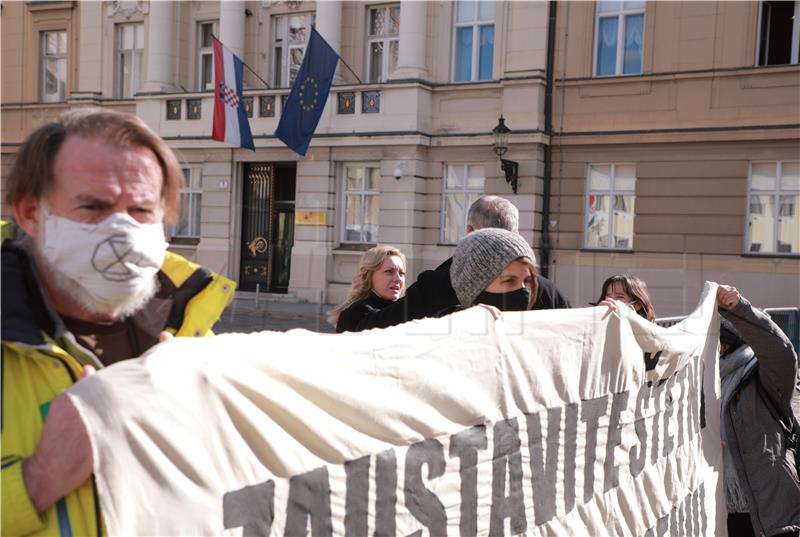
[393, 160, 407, 180]
[492, 115, 519, 194]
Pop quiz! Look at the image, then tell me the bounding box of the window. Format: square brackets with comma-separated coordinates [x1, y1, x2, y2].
[746, 161, 800, 255]
[367, 5, 400, 83]
[272, 13, 314, 88]
[453, 0, 495, 82]
[170, 168, 203, 238]
[115, 23, 144, 99]
[584, 164, 636, 249]
[441, 164, 485, 244]
[40, 30, 67, 102]
[757, 1, 800, 65]
[342, 165, 380, 243]
[594, 1, 645, 76]
[197, 21, 218, 91]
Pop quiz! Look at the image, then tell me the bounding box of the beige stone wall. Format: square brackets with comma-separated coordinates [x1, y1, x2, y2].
[555, 1, 762, 79]
[553, 1, 800, 135]
[551, 250, 799, 317]
[548, 140, 800, 312]
[550, 140, 799, 254]
[548, 1, 800, 312]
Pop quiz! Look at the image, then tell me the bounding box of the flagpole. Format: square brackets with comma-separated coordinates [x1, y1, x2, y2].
[336, 58, 363, 85]
[244, 63, 271, 89]
[309, 25, 362, 85]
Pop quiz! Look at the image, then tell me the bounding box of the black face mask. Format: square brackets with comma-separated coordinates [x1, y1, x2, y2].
[474, 287, 531, 311]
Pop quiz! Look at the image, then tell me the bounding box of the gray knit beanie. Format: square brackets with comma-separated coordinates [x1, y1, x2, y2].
[450, 228, 536, 306]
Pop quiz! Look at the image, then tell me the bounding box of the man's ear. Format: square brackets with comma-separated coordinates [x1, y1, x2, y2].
[13, 196, 42, 239]
[465, 224, 475, 234]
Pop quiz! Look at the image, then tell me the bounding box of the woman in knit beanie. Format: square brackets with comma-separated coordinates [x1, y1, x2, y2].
[448, 228, 538, 312]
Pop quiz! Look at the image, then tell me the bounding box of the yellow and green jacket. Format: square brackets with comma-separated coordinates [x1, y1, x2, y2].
[1, 222, 235, 536]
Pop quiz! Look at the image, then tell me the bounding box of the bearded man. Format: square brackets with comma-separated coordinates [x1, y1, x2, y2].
[1, 108, 235, 536]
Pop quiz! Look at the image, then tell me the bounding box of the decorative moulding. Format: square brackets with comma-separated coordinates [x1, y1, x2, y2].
[106, 0, 148, 19]
[262, 0, 304, 10]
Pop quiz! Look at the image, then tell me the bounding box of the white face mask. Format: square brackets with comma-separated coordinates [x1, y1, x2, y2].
[38, 207, 168, 318]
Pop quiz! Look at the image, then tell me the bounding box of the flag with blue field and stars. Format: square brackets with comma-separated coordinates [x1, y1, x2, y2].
[274, 27, 339, 156]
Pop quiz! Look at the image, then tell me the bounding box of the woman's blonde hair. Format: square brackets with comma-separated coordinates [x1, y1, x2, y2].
[328, 245, 407, 325]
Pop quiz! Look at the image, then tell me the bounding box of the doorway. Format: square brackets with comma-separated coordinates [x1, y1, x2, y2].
[239, 162, 296, 293]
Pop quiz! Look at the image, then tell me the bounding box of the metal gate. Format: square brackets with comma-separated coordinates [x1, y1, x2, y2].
[239, 163, 296, 293]
[239, 162, 297, 293]
[240, 163, 272, 292]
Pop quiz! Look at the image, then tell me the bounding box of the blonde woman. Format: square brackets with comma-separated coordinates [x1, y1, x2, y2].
[330, 245, 407, 333]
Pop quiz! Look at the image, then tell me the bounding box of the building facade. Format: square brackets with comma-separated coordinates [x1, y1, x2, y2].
[1, 0, 549, 308]
[1, 0, 798, 315]
[548, 0, 800, 314]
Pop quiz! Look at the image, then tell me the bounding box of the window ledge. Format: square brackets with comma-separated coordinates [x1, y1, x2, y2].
[741, 252, 800, 259]
[334, 243, 376, 253]
[579, 248, 635, 254]
[169, 236, 200, 246]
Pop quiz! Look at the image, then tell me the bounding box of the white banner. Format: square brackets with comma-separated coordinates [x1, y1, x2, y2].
[69, 283, 725, 536]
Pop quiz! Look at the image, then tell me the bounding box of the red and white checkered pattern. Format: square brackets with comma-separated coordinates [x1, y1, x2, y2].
[219, 82, 240, 109]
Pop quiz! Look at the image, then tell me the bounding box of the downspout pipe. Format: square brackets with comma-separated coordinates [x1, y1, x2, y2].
[540, 0, 557, 278]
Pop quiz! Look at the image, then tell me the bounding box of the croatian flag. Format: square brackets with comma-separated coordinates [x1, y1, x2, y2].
[211, 36, 255, 151]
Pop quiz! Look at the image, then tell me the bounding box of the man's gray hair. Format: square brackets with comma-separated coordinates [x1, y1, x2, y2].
[467, 195, 519, 233]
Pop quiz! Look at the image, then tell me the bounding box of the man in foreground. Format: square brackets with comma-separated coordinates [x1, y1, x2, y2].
[1, 108, 234, 536]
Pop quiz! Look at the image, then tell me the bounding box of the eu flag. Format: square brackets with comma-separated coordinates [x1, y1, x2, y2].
[275, 27, 339, 156]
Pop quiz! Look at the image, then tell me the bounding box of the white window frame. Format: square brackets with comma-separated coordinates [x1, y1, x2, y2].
[440, 164, 486, 245]
[366, 4, 400, 83]
[271, 13, 315, 88]
[197, 21, 218, 91]
[40, 30, 67, 102]
[756, 0, 800, 66]
[114, 22, 144, 99]
[341, 164, 381, 244]
[169, 167, 203, 239]
[452, 0, 496, 82]
[745, 160, 800, 256]
[583, 163, 637, 250]
[593, 1, 646, 77]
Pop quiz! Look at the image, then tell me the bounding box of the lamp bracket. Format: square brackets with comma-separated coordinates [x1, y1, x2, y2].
[500, 159, 519, 194]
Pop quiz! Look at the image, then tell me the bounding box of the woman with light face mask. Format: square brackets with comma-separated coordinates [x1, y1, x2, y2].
[330, 245, 407, 333]
[447, 228, 538, 314]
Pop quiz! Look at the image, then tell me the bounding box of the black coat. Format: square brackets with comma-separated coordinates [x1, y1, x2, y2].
[533, 275, 572, 310]
[335, 292, 395, 333]
[346, 259, 459, 332]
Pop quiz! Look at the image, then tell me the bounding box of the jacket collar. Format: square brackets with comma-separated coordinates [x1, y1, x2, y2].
[1, 237, 65, 345]
[719, 344, 755, 380]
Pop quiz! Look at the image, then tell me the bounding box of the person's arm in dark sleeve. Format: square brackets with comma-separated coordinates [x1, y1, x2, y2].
[336, 299, 377, 333]
[721, 292, 798, 413]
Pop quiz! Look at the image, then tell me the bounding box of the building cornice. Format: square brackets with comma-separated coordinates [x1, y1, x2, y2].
[553, 124, 800, 145]
[557, 64, 800, 85]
